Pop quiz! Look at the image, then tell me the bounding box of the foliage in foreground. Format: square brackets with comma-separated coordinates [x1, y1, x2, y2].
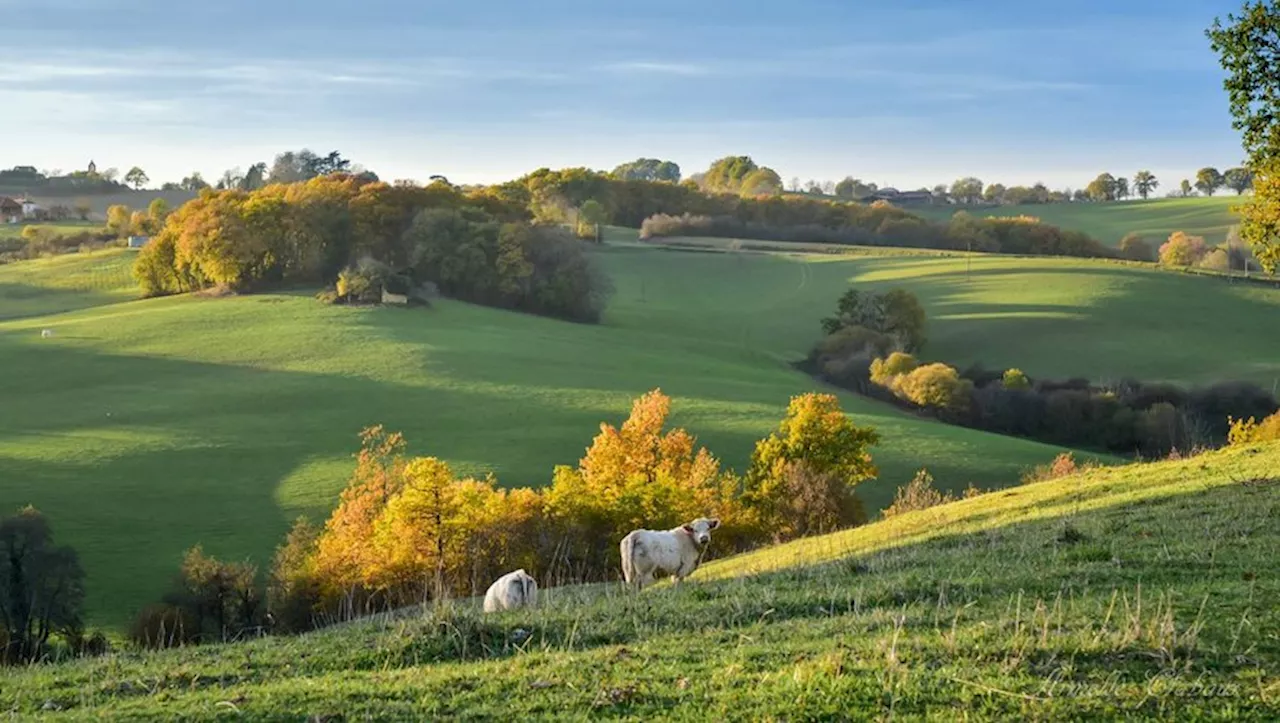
[237, 390, 879, 636]
[3, 444, 1277, 719]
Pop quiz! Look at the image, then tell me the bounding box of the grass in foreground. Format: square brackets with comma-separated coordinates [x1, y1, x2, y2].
[3, 443, 1276, 720]
[910, 196, 1241, 247]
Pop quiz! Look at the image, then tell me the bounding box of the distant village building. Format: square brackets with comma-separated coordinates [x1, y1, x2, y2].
[19, 197, 41, 218]
[0, 196, 21, 223]
[127, 236, 150, 249]
[858, 187, 935, 205]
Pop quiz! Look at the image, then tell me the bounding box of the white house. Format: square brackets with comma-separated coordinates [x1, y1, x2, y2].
[18, 197, 42, 219]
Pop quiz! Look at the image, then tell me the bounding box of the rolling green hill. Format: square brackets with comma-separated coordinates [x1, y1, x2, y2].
[5, 241, 1280, 627]
[911, 196, 1241, 247]
[4, 443, 1275, 720]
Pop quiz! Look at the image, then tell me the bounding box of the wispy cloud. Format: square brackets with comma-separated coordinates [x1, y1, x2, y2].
[596, 61, 711, 76]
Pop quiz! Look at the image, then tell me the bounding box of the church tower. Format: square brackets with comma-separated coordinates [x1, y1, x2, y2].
[88, 160, 97, 175]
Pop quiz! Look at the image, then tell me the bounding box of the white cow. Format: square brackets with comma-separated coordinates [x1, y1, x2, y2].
[483, 569, 538, 613]
[620, 517, 721, 590]
[40, 329, 54, 338]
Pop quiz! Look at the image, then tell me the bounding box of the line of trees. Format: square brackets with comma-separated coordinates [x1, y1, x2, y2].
[132, 173, 612, 323]
[808, 288, 1279, 457]
[132, 390, 882, 640]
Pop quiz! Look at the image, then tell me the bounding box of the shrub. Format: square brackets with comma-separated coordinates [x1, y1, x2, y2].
[883, 469, 955, 518]
[892, 363, 973, 415]
[1118, 233, 1154, 261]
[778, 461, 867, 537]
[1199, 248, 1231, 272]
[1228, 411, 1280, 445]
[1021, 452, 1085, 484]
[1002, 368, 1031, 391]
[869, 352, 919, 384]
[128, 603, 198, 649]
[134, 546, 266, 648]
[1158, 231, 1208, 267]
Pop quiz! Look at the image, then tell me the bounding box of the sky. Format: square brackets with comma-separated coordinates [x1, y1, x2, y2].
[0, 0, 1252, 190]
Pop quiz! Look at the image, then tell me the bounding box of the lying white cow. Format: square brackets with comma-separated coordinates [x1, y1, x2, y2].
[620, 517, 721, 590]
[483, 569, 538, 612]
[40, 329, 54, 338]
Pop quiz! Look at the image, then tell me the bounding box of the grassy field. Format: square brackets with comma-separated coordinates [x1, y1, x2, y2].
[0, 221, 102, 240]
[0, 249, 137, 320]
[5, 241, 1280, 628]
[3, 443, 1276, 720]
[911, 196, 1241, 247]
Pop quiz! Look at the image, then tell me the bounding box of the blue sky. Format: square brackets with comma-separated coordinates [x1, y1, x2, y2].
[0, 0, 1249, 190]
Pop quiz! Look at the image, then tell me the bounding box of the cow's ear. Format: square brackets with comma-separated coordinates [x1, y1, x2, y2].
[682, 524, 695, 533]
[708, 518, 720, 529]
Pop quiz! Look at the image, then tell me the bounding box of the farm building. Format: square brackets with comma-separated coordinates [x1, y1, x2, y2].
[859, 188, 935, 205]
[127, 236, 150, 249]
[0, 196, 20, 223]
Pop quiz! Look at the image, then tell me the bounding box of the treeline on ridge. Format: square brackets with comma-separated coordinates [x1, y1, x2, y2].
[808, 288, 1280, 457]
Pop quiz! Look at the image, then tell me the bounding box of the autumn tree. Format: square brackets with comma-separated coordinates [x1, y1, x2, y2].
[739, 167, 783, 196]
[743, 394, 879, 541]
[702, 156, 759, 193]
[0, 507, 85, 664]
[1158, 231, 1209, 266]
[1195, 167, 1224, 196]
[105, 204, 133, 237]
[1086, 173, 1118, 201]
[1133, 170, 1159, 199]
[124, 166, 149, 190]
[544, 388, 725, 577]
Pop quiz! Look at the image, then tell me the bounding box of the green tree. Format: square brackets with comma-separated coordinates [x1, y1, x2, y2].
[1180, 179, 1194, 197]
[0, 507, 85, 664]
[124, 166, 149, 190]
[1133, 170, 1159, 199]
[1224, 166, 1254, 194]
[703, 156, 759, 192]
[1195, 167, 1224, 195]
[610, 158, 680, 183]
[982, 183, 1007, 203]
[577, 199, 606, 242]
[1086, 172, 1118, 201]
[1114, 177, 1130, 200]
[242, 162, 268, 190]
[147, 198, 171, 227]
[180, 172, 209, 191]
[949, 177, 984, 204]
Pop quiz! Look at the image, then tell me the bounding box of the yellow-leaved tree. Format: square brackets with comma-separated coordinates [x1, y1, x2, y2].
[743, 393, 879, 542]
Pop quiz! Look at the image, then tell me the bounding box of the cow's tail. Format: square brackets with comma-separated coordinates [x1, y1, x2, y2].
[619, 533, 636, 587]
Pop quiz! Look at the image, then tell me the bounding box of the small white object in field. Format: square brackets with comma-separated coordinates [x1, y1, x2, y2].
[41, 329, 54, 338]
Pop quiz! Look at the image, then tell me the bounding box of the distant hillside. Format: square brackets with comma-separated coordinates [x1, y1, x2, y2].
[24, 190, 196, 220]
[911, 196, 1241, 247]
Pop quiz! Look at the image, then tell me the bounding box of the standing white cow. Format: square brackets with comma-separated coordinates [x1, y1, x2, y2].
[620, 517, 721, 590]
[483, 569, 538, 612]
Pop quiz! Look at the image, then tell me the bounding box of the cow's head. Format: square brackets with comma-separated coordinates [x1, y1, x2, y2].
[681, 517, 721, 546]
